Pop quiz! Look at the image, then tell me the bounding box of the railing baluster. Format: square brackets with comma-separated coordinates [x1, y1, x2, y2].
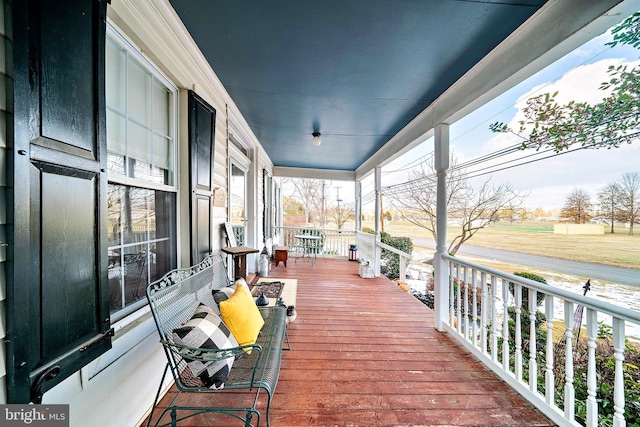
[564, 301, 575, 421]
[515, 283, 522, 381]
[612, 317, 626, 427]
[463, 265, 469, 339]
[528, 288, 537, 393]
[449, 261, 455, 328]
[502, 278, 510, 371]
[456, 264, 462, 333]
[491, 275, 498, 362]
[585, 308, 598, 427]
[481, 272, 488, 354]
[545, 295, 555, 406]
[472, 268, 478, 346]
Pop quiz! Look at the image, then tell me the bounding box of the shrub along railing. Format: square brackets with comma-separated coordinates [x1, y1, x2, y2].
[440, 254, 640, 427]
[355, 230, 411, 281]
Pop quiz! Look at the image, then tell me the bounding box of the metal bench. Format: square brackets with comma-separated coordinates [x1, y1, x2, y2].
[146, 254, 288, 427]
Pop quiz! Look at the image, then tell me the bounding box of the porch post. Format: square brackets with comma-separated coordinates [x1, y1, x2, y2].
[374, 167, 382, 277]
[433, 123, 449, 330]
[354, 180, 362, 231]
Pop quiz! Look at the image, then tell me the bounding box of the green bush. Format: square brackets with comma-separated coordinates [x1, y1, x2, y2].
[361, 228, 413, 280]
[508, 272, 547, 309]
[380, 231, 413, 280]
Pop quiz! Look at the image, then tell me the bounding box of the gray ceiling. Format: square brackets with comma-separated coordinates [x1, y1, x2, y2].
[169, 0, 547, 172]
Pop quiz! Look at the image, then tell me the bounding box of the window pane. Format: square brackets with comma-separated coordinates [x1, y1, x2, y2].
[107, 185, 122, 246]
[149, 239, 174, 284]
[106, 109, 126, 155]
[122, 245, 148, 306]
[107, 152, 126, 176]
[127, 121, 153, 163]
[121, 186, 149, 245]
[127, 58, 151, 126]
[151, 190, 176, 240]
[108, 247, 124, 312]
[153, 79, 170, 135]
[105, 39, 125, 111]
[153, 134, 171, 172]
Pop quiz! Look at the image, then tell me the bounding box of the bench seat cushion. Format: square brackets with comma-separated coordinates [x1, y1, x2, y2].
[172, 304, 239, 389]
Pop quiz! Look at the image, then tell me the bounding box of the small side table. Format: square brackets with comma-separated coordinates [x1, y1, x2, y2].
[274, 246, 289, 267]
[221, 246, 259, 280]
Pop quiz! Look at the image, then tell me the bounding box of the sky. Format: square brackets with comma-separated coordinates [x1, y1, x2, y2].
[378, 22, 640, 212]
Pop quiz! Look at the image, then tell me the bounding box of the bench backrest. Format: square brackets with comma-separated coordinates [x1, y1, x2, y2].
[146, 254, 230, 343]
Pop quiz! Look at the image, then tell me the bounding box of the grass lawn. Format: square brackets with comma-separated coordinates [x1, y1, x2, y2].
[370, 220, 640, 271]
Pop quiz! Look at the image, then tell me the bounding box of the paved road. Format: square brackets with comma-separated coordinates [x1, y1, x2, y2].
[412, 237, 640, 287]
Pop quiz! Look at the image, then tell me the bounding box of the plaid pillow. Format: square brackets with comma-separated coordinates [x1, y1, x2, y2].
[172, 304, 239, 389]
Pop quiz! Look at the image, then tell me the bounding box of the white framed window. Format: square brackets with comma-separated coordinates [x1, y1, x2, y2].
[105, 24, 178, 320]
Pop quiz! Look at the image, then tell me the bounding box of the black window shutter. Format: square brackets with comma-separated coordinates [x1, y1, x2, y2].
[7, 0, 111, 403]
[188, 91, 216, 264]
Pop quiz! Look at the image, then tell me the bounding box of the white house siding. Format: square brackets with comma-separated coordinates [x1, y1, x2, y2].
[0, 0, 9, 405]
[39, 1, 268, 426]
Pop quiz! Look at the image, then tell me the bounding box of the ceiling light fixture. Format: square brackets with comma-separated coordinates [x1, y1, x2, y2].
[312, 132, 321, 147]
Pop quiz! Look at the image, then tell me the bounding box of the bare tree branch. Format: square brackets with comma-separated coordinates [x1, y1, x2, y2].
[386, 155, 526, 255]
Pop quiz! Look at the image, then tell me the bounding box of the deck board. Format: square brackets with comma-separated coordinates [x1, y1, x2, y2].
[146, 257, 555, 426]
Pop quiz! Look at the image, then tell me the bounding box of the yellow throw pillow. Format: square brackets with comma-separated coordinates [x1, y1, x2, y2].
[219, 282, 265, 348]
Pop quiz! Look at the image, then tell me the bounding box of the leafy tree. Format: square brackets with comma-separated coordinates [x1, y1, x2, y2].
[616, 171, 640, 235]
[559, 188, 592, 224]
[489, 11, 640, 152]
[597, 182, 620, 233]
[283, 196, 305, 217]
[386, 154, 526, 255]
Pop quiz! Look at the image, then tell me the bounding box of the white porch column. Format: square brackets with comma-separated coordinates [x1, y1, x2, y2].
[374, 167, 382, 276]
[433, 123, 449, 330]
[355, 180, 362, 231]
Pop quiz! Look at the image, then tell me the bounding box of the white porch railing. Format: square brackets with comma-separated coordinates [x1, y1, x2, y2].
[275, 226, 355, 256]
[355, 230, 379, 275]
[440, 253, 640, 427]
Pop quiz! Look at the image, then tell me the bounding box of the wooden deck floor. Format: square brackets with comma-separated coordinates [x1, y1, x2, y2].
[147, 257, 555, 427]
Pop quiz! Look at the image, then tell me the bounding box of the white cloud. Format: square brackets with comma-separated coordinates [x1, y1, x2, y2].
[518, 58, 638, 106]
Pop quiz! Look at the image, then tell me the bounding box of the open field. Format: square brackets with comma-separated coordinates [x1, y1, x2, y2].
[367, 220, 640, 271]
